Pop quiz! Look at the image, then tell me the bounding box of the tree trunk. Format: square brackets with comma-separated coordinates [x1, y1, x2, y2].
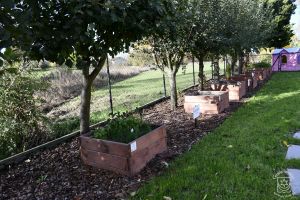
[79, 57, 106, 134]
[238, 51, 244, 75]
[197, 55, 205, 90]
[168, 71, 177, 110]
[80, 71, 93, 134]
[244, 53, 250, 71]
[231, 54, 237, 76]
[213, 56, 220, 80]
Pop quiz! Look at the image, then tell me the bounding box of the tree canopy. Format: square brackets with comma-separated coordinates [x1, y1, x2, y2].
[264, 0, 296, 48]
[187, 0, 274, 85]
[146, 0, 194, 110]
[1, 0, 167, 133]
[1, 0, 296, 123]
[5, 0, 166, 65]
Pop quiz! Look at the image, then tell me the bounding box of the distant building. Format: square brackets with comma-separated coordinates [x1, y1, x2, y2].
[272, 47, 300, 71]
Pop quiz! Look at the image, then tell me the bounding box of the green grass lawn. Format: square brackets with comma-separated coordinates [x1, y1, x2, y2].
[132, 72, 300, 200]
[51, 63, 213, 137]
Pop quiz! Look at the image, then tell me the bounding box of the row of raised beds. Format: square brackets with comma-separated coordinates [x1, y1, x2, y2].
[79, 66, 272, 176]
[185, 66, 272, 114]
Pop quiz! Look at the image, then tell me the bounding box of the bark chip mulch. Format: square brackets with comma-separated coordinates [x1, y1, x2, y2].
[0, 95, 243, 200]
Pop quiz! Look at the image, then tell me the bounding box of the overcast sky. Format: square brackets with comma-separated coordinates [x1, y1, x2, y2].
[291, 1, 300, 38]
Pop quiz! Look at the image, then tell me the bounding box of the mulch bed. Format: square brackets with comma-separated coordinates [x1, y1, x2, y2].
[0, 88, 246, 200]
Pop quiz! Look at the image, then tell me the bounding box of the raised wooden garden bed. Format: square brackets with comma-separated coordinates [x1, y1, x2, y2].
[254, 68, 267, 81]
[184, 91, 229, 114]
[245, 71, 258, 89]
[79, 125, 167, 176]
[230, 75, 254, 92]
[211, 81, 247, 101]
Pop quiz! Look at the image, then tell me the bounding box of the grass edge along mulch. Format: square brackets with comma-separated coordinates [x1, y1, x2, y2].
[133, 72, 300, 200]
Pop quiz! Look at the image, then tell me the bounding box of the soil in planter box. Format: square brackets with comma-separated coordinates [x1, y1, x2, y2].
[185, 85, 212, 95]
[209, 79, 245, 90]
[209, 79, 247, 101]
[93, 116, 152, 144]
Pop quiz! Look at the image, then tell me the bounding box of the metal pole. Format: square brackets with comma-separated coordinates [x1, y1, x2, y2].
[279, 53, 281, 71]
[224, 56, 226, 76]
[106, 55, 113, 115]
[192, 56, 195, 85]
[211, 58, 214, 80]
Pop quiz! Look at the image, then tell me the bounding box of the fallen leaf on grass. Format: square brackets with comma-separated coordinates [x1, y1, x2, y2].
[161, 161, 169, 168]
[245, 165, 251, 171]
[163, 196, 172, 200]
[130, 192, 136, 197]
[283, 140, 289, 147]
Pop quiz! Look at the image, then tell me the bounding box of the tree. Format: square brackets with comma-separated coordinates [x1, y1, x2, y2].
[189, 0, 273, 85]
[0, 1, 31, 66]
[147, 0, 194, 110]
[221, 0, 274, 74]
[5, 0, 167, 134]
[264, 0, 296, 48]
[188, 0, 225, 89]
[128, 44, 155, 67]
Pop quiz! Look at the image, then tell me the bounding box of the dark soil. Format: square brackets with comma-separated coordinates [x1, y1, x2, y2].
[186, 78, 250, 96]
[0, 91, 245, 200]
[209, 79, 244, 86]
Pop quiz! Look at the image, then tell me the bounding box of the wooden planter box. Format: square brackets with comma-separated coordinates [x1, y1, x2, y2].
[211, 81, 246, 101]
[230, 75, 253, 92]
[184, 91, 229, 114]
[245, 71, 258, 89]
[80, 125, 167, 176]
[255, 68, 267, 81]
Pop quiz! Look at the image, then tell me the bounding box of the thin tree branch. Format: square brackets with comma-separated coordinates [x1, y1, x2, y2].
[89, 55, 107, 82]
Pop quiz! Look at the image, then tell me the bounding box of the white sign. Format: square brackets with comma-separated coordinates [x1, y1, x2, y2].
[130, 141, 137, 152]
[193, 104, 201, 119]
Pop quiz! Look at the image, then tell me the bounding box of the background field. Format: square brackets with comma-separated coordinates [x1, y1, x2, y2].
[47, 62, 214, 137]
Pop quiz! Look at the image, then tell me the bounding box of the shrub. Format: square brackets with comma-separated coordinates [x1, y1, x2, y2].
[0, 66, 49, 159]
[93, 115, 152, 143]
[251, 61, 271, 69]
[50, 118, 80, 138]
[259, 54, 272, 65]
[128, 46, 154, 67]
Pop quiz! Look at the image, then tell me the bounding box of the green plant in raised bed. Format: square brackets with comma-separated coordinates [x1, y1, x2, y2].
[93, 115, 152, 144]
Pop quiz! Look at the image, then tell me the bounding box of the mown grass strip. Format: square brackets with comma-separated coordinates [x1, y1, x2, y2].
[133, 72, 300, 200]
